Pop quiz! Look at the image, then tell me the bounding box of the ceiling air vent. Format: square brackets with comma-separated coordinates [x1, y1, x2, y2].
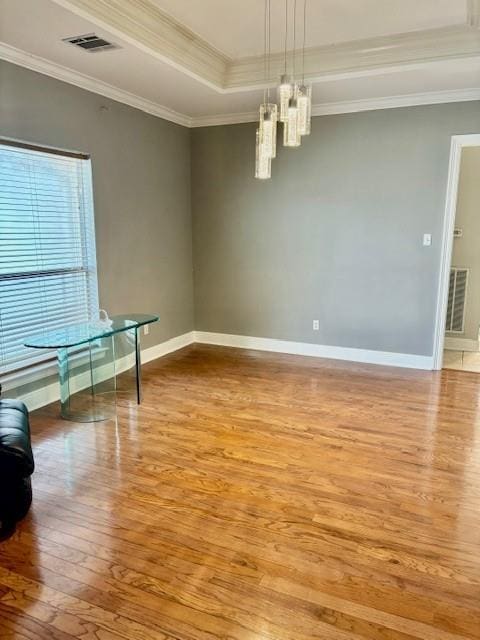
[62, 33, 118, 52]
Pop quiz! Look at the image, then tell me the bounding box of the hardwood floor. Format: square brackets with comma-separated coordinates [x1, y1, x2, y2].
[1, 344, 480, 639]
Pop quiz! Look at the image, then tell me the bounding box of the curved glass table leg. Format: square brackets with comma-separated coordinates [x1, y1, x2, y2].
[58, 336, 117, 422]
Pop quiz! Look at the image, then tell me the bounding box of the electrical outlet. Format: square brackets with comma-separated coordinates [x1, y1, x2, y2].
[144, 325, 149, 335]
[313, 320, 319, 331]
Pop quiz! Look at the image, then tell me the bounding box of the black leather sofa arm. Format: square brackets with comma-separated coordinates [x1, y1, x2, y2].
[0, 399, 35, 538]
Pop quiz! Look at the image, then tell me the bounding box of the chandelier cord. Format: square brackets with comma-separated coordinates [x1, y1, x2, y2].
[284, 0, 288, 74]
[267, 0, 271, 101]
[262, 0, 272, 104]
[263, 0, 267, 104]
[302, 0, 307, 83]
[292, 0, 297, 81]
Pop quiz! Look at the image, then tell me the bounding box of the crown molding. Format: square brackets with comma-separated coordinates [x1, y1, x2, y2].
[2, 43, 480, 131]
[51, 0, 229, 90]
[51, 0, 480, 92]
[3, 41, 480, 129]
[0, 42, 192, 127]
[190, 88, 480, 127]
[190, 112, 260, 128]
[226, 26, 480, 90]
[311, 87, 480, 115]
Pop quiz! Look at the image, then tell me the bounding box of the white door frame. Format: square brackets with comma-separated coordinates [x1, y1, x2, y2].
[433, 133, 480, 370]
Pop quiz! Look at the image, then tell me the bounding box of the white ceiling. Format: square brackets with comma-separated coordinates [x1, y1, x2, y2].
[0, 0, 479, 126]
[152, 0, 468, 58]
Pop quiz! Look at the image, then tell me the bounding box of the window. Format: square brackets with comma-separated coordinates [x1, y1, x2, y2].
[0, 140, 99, 374]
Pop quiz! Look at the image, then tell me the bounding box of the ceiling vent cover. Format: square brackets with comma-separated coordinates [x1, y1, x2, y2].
[63, 34, 118, 52]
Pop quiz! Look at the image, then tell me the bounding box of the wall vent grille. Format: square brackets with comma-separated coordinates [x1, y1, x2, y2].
[446, 267, 469, 333]
[62, 34, 118, 52]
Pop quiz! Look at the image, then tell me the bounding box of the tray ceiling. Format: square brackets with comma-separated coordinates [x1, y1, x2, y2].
[151, 0, 469, 58]
[1, 0, 479, 126]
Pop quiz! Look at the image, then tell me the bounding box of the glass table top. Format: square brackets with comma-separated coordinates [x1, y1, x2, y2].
[25, 313, 159, 349]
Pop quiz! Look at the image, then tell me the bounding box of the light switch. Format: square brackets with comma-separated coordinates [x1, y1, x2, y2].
[423, 233, 432, 247]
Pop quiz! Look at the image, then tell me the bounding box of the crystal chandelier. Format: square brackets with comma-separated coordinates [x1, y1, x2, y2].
[255, 0, 312, 180]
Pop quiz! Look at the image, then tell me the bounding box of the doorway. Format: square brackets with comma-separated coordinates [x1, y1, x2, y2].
[434, 135, 480, 371]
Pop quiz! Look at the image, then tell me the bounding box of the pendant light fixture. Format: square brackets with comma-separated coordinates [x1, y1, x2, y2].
[284, 95, 301, 147]
[255, 128, 271, 179]
[278, 0, 292, 123]
[297, 0, 312, 136]
[260, 102, 277, 158]
[255, 0, 276, 179]
[254, 0, 311, 179]
[282, 0, 301, 148]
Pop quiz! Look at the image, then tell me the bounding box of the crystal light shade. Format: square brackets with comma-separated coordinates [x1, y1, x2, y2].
[259, 103, 277, 158]
[278, 74, 293, 123]
[283, 97, 301, 147]
[255, 128, 271, 179]
[297, 83, 312, 136]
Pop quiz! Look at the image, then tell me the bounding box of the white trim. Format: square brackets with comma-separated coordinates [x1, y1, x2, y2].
[141, 331, 195, 362]
[17, 381, 61, 413]
[8, 329, 435, 412]
[194, 332, 434, 370]
[433, 133, 480, 370]
[226, 29, 480, 91]
[444, 337, 480, 352]
[0, 43, 191, 127]
[191, 112, 261, 128]
[8, 331, 195, 412]
[2, 43, 480, 129]
[190, 88, 480, 127]
[47, 1, 480, 91]
[310, 88, 480, 116]
[51, 0, 228, 90]
[1, 356, 59, 389]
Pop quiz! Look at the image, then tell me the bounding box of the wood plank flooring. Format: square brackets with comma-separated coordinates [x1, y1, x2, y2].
[1, 344, 480, 639]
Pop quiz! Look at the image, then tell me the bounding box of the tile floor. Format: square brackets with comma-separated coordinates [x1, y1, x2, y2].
[443, 348, 480, 372]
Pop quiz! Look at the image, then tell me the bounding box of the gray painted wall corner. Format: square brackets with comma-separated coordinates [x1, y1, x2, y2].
[191, 103, 480, 357]
[1, 60, 195, 398]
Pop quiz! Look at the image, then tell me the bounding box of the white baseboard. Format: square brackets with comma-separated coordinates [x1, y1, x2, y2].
[141, 331, 195, 363]
[194, 331, 434, 370]
[19, 380, 61, 413]
[10, 331, 195, 412]
[444, 336, 480, 352]
[9, 329, 433, 412]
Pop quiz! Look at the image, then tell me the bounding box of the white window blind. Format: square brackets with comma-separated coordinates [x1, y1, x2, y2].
[0, 140, 99, 374]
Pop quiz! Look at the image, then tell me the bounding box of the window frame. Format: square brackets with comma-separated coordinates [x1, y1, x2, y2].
[0, 138, 99, 377]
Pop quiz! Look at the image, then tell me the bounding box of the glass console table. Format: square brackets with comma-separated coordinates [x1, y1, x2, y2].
[25, 313, 158, 422]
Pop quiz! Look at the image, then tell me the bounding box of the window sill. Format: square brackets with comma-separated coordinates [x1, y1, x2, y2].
[1, 357, 59, 392]
[1, 346, 97, 392]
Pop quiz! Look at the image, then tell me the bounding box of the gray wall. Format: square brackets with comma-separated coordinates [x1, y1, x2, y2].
[3, 58, 480, 386]
[1, 60, 194, 396]
[449, 147, 480, 341]
[192, 103, 480, 356]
